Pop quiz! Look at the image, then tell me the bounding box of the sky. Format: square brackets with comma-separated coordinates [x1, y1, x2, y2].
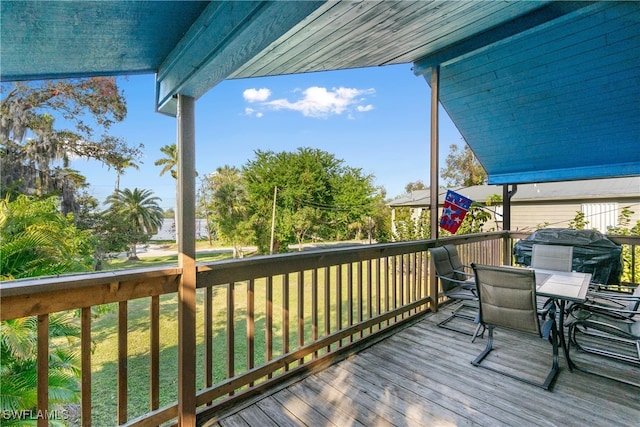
[70, 64, 464, 210]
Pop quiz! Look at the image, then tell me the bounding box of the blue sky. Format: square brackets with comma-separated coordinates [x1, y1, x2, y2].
[70, 64, 463, 210]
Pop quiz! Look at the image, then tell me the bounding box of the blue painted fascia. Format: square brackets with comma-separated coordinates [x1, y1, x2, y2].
[156, 1, 325, 116]
[487, 163, 640, 185]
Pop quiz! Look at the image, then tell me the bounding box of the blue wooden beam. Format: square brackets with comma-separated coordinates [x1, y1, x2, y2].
[487, 162, 640, 185]
[156, 1, 325, 116]
[413, 1, 594, 76]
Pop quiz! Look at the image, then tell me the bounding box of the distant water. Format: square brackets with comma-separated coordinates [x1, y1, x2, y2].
[151, 218, 209, 241]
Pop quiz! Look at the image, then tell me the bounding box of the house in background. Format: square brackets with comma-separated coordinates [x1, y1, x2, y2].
[388, 177, 640, 234]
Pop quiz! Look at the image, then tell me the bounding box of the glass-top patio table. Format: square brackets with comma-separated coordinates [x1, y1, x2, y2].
[533, 268, 592, 371]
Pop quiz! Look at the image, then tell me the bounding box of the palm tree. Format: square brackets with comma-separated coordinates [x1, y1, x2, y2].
[154, 143, 179, 243]
[154, 143, 178, 179]
[0, 195, 94, 280]
[113, 156, 141, 191]
[105, 188, 164, 260]
[0, 313, 81, 423]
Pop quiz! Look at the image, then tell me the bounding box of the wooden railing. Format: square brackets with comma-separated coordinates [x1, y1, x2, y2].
[2, 231, 638, 426]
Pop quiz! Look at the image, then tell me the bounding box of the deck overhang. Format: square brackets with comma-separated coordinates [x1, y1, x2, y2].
[3, 1, 638, 184]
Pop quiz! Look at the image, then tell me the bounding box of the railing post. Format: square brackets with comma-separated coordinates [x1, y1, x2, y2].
[37, 314, 48, 427]
[177, 94, 197, 426]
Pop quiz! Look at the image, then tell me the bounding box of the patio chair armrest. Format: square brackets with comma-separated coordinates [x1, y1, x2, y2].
[435, 274, 473, 286]
[570, 301, 639, 321]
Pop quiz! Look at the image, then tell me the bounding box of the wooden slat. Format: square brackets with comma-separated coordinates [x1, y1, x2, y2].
[282, 274, 289, 371]
[311, 268, 318, 358]
[367, 259, 372, 334]
[297, 272, 303, 365]
[347, 263, 353, 343]
[323, 267, 330, 354]
[37, 314, 48, 427]
[246, 279, 255, 384]
[335, 266, 342, 348]
[227, 283, 235, 384]
[150, 295, 160, 410]
[81, 307, 91, 426]
[118, 301, 128, 424]
[204, 287, 213, 391]
[266, 276, 273, 367]
[357, 261, 363, 338]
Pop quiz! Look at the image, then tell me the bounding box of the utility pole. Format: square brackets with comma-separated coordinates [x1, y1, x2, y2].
[270, 186, 277, 254]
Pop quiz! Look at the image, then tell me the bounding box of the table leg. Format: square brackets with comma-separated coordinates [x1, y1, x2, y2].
[556, 300, 576, 371]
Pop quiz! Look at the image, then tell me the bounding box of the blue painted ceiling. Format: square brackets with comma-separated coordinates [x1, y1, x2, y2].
[1, 1, 638, 185]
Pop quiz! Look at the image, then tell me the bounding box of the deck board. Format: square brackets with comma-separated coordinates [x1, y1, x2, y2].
[213, 304, 640, 427]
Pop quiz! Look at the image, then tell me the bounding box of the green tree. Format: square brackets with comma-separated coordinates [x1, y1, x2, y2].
[441, 143, 487, 187]
[0, 79, 142, 208]
[392, 207, 430, 241]
[404, 180, 426, 193]
[104, 188, 164, 260]
[0, 195, 94, 280]
[73, 193, 134, 270]
[607, 206, 640, 283]
[329, 167, 378, 241]
[205, 166, 252, 258]
[242, 147, 381, 253]
[0, 195, 90, 422]
[1, 312, 81, 426]
[369, 188, 392, 243]
[568, 211, 589, 230]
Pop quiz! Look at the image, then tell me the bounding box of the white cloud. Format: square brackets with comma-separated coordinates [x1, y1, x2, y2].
[243, 88, 271, 103]
[244, 107, 263, 118]
[243, 86, 375, 119]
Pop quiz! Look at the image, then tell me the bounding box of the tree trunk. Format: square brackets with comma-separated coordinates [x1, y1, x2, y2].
[129, 243, 139, 260]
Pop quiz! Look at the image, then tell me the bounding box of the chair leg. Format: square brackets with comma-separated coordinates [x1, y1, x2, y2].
[472, 324, 559, 390]
[472, 325, 494, 365]
[568, 322, 640, 387]
[437, 302, 480, 337]
[570, 321, 640, 365]
[541, 321, 560, 390]
[471, 322, 485, 343]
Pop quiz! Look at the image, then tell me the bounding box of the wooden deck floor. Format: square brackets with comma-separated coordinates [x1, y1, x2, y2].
[208, 305, 640, 427]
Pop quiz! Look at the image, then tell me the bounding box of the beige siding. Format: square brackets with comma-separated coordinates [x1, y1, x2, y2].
[512, 202, 583, 231]
[392, 197, 640, 237]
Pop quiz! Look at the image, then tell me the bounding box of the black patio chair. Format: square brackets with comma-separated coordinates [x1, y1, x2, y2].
[531, 244, 574, 314]
[429, 246, 483, 340]
[471, 264, 559, 390]
[568, 285, 640, 367]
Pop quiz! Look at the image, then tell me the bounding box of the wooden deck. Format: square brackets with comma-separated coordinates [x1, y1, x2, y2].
[207, 304, 640, 427]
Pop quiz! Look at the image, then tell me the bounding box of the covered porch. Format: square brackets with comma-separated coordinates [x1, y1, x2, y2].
[1, 1, 639, 426]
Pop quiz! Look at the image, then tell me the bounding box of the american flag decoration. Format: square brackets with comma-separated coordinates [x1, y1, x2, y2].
[440, 190, 473, 234]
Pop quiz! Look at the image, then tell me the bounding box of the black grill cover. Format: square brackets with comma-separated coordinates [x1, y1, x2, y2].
[513, 228, 622, 285]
